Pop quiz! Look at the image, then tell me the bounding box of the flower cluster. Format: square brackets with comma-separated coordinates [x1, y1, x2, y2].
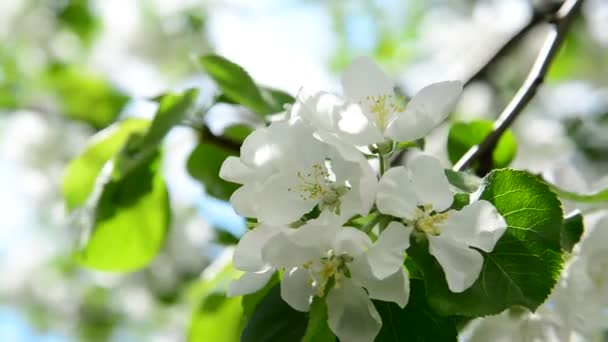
[220, 56, 507, 341]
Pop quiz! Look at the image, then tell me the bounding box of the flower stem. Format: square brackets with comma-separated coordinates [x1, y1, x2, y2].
[378, 151, 386, 176]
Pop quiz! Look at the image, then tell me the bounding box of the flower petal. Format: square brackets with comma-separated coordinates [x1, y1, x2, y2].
[386, 81, 462, 141]
[227, 270, 274, 297]
[438, 200, 507, 252]
[280, 267, 315, 312]
[326, 278, 382, 342]
[219, 156, 254, 183]
[262, 231, 319, 269]
[333, 227, 373, 257]
[366, 221, 412, 279]
[350, 258, 410, 308]
[293, 90, 383, 146]
[229, 184, 257, 218]
[409, 154, 453, 212]
[255, 172, 316, 225]
[428, 234, 484, 293]
[233, 224, 280, 272]
[376, 166, 419, 220]
[341, 56, 394, 101]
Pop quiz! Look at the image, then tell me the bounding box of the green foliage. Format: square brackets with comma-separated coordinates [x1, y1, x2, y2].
[79, 155, 170, 271]
[447, 120, 517, 169]
[52, 0, 101, 45]
[241, 284, 308, 342]
[374, 280, 458, 342]
[190, 294, 242, 342]
[409, 169, 564, 316]
[189, 261, 244, 342]
[63, 119, 150, 211]
[565, 112, 608, 161]
[222, 124, 254, 143]
[44, 64, 129, 130]
[545, 179, 608, 203]
[445, 169, 482, 193]
[115, 89, 199, 177]
[187, 143, 239, 201]
[302, 298, 335, 342]
[199, 54, 294, 115]
[562, 212, 584, 253]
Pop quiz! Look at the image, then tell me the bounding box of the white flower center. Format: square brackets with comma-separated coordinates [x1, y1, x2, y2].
[288, 161, 350, 214]
[362, 93, 403, 132]
[303, 250, 353, 297]
[411, 204, 449, 236]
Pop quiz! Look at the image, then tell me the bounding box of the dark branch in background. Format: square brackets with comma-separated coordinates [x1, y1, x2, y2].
[453, 0, 584, 175]
[389, 2, 567, 168]
[199, 125, 242, 152]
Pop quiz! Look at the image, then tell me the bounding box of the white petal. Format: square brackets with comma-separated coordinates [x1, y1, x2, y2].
[350, 259, 410, 308]
[294, 90, 383, 146]
[409, 154, 453, 212]
[262, 231, 319, 269]
[333, 227, 373, 257]
[428, 235, 484, 292]
[240, 125, 281, 171]
[326, 278, 382, 342]
[386, 81, 462, 141]
[366, 221, 412, 279]
[280, 267, 315, 312]
[227, 270, 274, 297]
[233, 224, 280, 272]
[376, 167, 419, 220]
[438, 200, 507, 252]
[255, 173, 316, 225]
[229, 184, 257, 218]
[385, 107, 435, 142]
[219, 156, 253, 183]
[342, 56, 394, 101]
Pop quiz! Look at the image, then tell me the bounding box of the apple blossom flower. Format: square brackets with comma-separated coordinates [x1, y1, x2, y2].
[376, 154, 507, 292]
[259, 214, 411, 342]
[291, 57, 463, 147]
[219, 119, 377, 225]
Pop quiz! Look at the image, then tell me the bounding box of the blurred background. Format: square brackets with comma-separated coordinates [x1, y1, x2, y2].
[1, 0, 607, 340]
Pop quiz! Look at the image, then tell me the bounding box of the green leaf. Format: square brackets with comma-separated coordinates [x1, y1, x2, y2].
[189, 260, 244, 342]
[445, 169, 482, 193]
[62, 119, 150, 211]
[562, 212, 584, 253]
[200, 54, 269, 114]
[115, 89, 199, 177]
[53, 0, 101, 45]
[214, 229, 240, 246]
[259, 87, 296, 113]
[79, 155, 170, 271]
[409, 169, 564, 316]
[241, 273, 279, 321]
[222, 124, 254, 143]
[375, 280, 457, 342]
[187, 143, 239, 201]
[189, 294, 242, 342]
[45, 64, 129, 130]
[241, 284, 308, 342]
[200, 54, 294, 115]
[545, 180, 608, 203]
[302, 298, 335, 342]
[447, 120, 517, 169]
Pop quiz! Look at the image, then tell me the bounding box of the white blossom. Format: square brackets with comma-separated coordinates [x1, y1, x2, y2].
[376, 154, 507, 292]
[261, 214, 411, 342]
[219, 119, 377, 225]
[292, 57, 463, 146]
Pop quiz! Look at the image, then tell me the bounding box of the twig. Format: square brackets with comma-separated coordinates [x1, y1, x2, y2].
[453, 0, 584, 174]
[389, 3, 562, 168]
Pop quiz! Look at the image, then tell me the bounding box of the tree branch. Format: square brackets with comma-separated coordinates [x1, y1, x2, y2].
[389, 2, 564, 168]
[453, 0, 584, 174]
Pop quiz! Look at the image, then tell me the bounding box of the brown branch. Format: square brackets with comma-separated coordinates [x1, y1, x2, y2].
[389, 3, 563, 168]
[453, 0, 584, 174]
